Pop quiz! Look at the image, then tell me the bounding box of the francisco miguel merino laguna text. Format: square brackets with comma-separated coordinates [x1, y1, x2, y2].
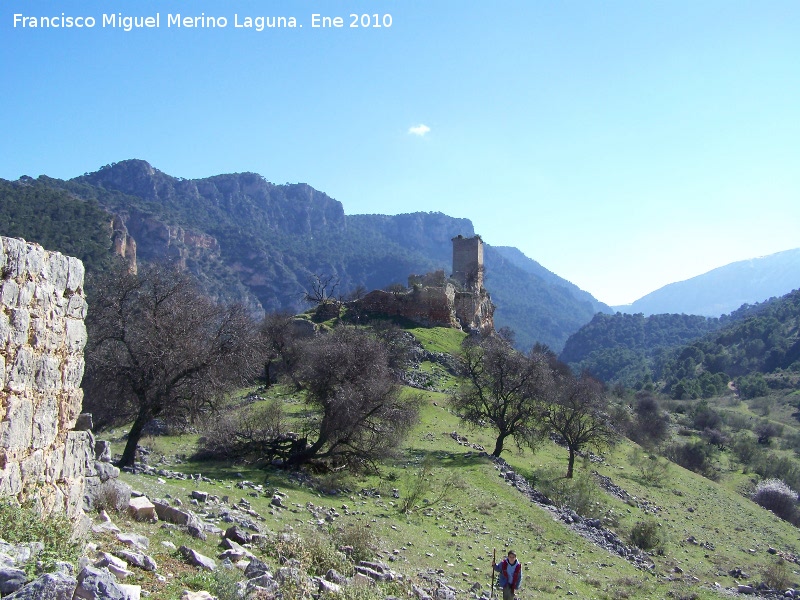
[14, 13, 302, 31]
[13, 12, 393, 31]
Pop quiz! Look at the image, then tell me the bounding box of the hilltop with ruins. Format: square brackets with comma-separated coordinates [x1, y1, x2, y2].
[349, 235, 495, 334]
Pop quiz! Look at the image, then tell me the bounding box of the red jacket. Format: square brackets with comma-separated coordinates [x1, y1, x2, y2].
[495, 558, 522, 590]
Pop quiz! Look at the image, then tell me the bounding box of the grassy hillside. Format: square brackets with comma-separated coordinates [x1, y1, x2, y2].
[73, 323, 800, 600]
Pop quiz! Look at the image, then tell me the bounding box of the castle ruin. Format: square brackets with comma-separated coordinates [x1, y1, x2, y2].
[452, 234, 484, 290]
[353, 235, 494, 334]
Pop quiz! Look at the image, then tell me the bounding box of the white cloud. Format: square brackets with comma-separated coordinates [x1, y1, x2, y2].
[408, 124, 431, 137]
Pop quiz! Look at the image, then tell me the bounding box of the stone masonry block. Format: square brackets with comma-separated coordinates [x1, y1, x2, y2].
[7, 348, 34, 393]
[30, 317, 60, 352]
[65, 319, 87, 353]
[66, 294, 88, 319]
[17, 281, 35, 307]
[0, 462, 22, 496]
[66, 257, 85, 292]
[20, 448, 45, 483]
[46, 441, 65, 481]
[32, 395, 59, 449]
[45, 252, 70, 294]
[0, 395, 33, 452]
[0, 280, 19, 307]
[1, 237, 26, 279]
[60, 430, 92, 481]
[61, 356, 85, 390]
[9, 309, 29, 347]
[25, 244, 46, 279]
[59, 389, 84, 432]
[33, 282, 56, 313]
[35, 356, 62, 391]
[0, 310, 10, 347]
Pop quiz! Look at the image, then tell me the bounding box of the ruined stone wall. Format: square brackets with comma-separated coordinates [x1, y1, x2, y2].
[0, 236, 91, 518]
[408, 270, 446, 289]
[355, 286, 460, 329]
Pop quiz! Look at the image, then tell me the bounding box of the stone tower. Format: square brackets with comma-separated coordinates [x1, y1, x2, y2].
[451, 235, 484, 290]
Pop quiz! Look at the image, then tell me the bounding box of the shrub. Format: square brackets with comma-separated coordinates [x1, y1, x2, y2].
[0, 498, 81, 575]
[534, 468, 608, 520]
[331, 521, 378, 565]
[91, 481, 129, 513]
[629, 449, 670, 486]
[751, 479, 798, 523]
[756, 420, 784, 445]
[692, 402, 721, 430]
[731, 432, 762, 469]
[195, 400, 285, 460]
[185, 567, 246, 600]
[302, 529, 352, 576]
[666, 440, 719, 480]
[761, 559, 791, 591]
[629, 518, 665, 552]
[629, 394, 670, 449]
[398, 458, 460, 514]
[701, 427, 728, 449]
[751, 453, 800, 492]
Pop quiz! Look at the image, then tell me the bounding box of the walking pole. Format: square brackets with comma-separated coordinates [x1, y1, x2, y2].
[490, 548, 496, 598]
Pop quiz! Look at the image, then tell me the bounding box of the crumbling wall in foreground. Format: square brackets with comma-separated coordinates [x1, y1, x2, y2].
[0, 236, 91, 518]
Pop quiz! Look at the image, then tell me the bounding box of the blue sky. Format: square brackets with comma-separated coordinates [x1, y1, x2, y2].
[2, 0, 798, 306]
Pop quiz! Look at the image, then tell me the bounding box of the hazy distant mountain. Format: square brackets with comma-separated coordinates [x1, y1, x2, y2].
[615, 248, 800, 316]
[0, 159, 609, 351]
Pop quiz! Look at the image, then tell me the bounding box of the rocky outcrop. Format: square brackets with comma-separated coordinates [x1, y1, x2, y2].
[110, 215, 137, 273]
[0, 237, 89, 518]
[122, 210, 220, 269]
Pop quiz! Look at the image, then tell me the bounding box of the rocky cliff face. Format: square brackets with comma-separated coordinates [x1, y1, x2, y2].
[78, 160, 346, 237]
[122, 210, 220, 269]
[0, 237, 90, 518]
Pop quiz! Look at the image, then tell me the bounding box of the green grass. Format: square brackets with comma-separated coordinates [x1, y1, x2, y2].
[89, 331, 800, 600]
[100, 385, 800, 600]
[408, 326, 467, 355]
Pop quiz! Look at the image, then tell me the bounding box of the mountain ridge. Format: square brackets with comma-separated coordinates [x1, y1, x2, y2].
[1, 158, 610, 351]
[615, 248, 800, 316]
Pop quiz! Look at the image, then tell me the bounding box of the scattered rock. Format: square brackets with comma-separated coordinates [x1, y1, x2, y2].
[3, 571, 76, 600]
[127, 497, 157, 521]
[73, 566, 128, 600]
[117, 532, 149, 551]
[0, 567, 27, 596]
[179, 546, 216, 571]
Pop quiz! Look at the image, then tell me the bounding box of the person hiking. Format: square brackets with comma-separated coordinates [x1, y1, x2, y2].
[493, 550, 522, 599]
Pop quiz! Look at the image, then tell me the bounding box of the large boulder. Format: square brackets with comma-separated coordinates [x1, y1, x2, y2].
[4, 571, 76, 600]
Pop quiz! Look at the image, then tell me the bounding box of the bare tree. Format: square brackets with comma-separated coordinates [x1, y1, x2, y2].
[84, 263, 260, 467]
[345, 284, 368, 302]
[540, 373, 617, 478]
[452, 336, 553, 457]
[277, 326, 420, 471]
[304, 273, 339, 306]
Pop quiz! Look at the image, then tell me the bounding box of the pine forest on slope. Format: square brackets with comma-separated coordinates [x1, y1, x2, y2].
[561, 289, 800, 396]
